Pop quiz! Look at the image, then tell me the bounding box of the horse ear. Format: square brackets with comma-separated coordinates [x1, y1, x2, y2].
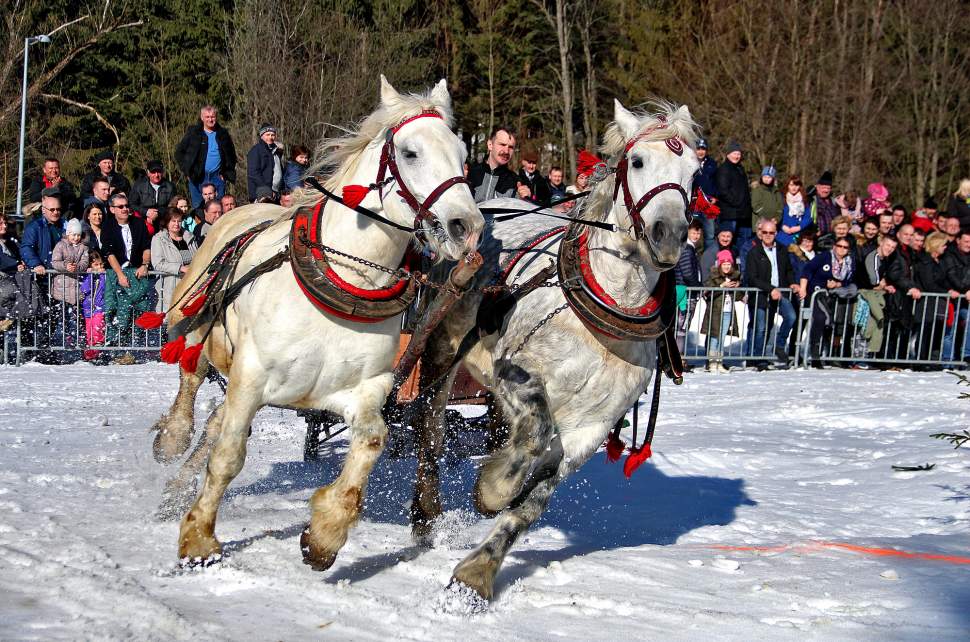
[380, 75, 401, 106]
[675, 104, 692, 122]
[613, 99, 639, 138]
[430, 78, 451, 110]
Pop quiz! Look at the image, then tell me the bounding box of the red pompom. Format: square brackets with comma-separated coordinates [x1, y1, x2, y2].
[180, 293, 207, 317]
[693, 188, 721, 218]
[342, 184, 371, 209]
[605, 433, 626, 463]
[577, 150, 605, 178]
[623, 444, 653, 478]
[160, 336, 186, 364]
[179, 342, 204, 373]
[135, 311, 166, 330]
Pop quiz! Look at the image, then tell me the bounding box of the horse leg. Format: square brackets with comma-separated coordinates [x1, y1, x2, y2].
[151, 353, 210, 463]
[177, 376, 260, 564]
[301, 397, 388, 571]
[473, 360, 555, 516]
[410, 366, 458, 545]
[157, 401, 225, 521]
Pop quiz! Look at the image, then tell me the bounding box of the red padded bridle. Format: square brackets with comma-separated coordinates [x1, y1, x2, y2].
[611, 117, 691, 240]
[374, 110, 469, 232]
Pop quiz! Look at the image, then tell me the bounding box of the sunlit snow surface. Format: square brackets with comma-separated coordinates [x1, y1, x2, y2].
[0, 362, 968, 640]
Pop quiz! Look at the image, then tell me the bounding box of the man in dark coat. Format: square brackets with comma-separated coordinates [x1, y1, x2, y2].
[27, 158, 78, 218]
[745, 218, 798, 367]
[516, 150, 551, 206]
[468, 126, 519, 203]
[80, 150, 130, 199]
[692, 138, 719, 248]
[174, 105, 238, 208]
[100, 193, 151, 290]
[943, 230, 970, 360]
[808, 170, 840, 235]
[20, 190, 64, 273]
[714, 140, 752, 270]
[129, 160, 175, 222]
[246, 124, 285, 202]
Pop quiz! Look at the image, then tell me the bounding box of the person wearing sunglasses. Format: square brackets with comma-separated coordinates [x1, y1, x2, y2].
[799, 235, 859, 367]
[20, 189, 66, 276]
[745, 218, 799, 368]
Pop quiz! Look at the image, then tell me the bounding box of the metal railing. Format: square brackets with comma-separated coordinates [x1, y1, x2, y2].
[797, 288, 968, 368]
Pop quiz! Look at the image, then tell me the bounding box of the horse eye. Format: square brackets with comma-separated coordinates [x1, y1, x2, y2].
[403, 149, 418, 160]
[631, 157, 644, 169]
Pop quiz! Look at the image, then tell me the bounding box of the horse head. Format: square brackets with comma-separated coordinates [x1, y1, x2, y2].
[372, 76, 483, 261]
[604, 100, 700, 271]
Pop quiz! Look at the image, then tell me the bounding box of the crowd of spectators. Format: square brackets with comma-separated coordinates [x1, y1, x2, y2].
[1, 115, 968, 372]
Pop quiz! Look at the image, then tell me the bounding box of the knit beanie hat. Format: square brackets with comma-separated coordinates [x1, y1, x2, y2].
[66, 219, 82, 235]
[716, 249, 734, 266]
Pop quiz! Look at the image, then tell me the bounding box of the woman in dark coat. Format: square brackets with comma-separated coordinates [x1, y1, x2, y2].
[799, 240, 858, 366]
[914, 232, 957, 361]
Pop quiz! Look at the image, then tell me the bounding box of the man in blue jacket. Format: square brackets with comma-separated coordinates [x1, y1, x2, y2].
[692, 138, 718, 247]
[247, 124, 285, 202]
[20, 190, 64, 274]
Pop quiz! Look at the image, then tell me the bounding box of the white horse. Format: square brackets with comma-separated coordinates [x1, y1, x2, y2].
[151, 77, 483, 568]
[407, 100, 700, 601]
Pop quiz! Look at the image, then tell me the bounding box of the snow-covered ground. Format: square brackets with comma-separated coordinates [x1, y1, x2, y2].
[0, 362, 968, 640]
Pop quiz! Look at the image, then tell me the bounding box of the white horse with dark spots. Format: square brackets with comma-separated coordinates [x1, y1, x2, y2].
[408, 100, 700, 602]
[149, 77, 483, 569]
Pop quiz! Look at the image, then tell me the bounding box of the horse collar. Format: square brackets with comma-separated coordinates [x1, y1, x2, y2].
[557, 224, 675, 341]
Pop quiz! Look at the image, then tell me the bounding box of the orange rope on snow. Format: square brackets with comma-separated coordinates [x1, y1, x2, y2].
[704, 541, 970, 565]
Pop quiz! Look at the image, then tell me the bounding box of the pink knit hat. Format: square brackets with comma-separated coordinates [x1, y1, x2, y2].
[716, 249, 734, 266]
[867, 182, 889, 201]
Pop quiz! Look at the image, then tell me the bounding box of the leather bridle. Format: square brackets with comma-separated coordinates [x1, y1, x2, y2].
[611, 117, 692, 240]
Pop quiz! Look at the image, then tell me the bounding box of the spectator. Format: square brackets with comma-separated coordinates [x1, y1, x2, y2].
[129, 160, 175, 229]
[945, 178, 970, 231]
[516, 150, 550, 206]
[890, 204, 908, 233]
[835, 190, 863, 230]
[714, 140, 752, 268]
[548, 166, 567, 205]
[701, 249, 741, 373]
[857, 234, 899, 361]
[21, 190, 64, 274]
[28, 158, 78, 218]
[884, 224, 922, 359]
[675, 219, 704, 357]
[83, 177, 111, 212]
[468, 126, 518, 203]
[284, 144, 310, 192]
[808, 170, 839, 235]
[799, 237, 858, 368]
[200, 182, 218, 205]
[0, 216, 31, 334]
[911, 228, 926, 254]
[51, 219, 89, 307]
[750, 165, 782, 227]
[912, 232, 953, 362]
[856, 218, 880, 259]
[221, 194, 236, 214]
[692, 138, 718, 247]
[168, 194, 191, 216]
[80, 150, 130, 199]
[565, 169, 591, 211]
[101, 193, 152, 361]
[195, 199, 223, 247]
[151, 208, 198, 312]
[81, 203, 106, 257]
[280, 192, 294, 208]
[777, 175, 811, 247]
[745, 218, 798, 368]
[700, 227, 736, 277]
[878, 211, 895, 238]
[942, 230, 970, 362]
[863, 182, 891, 219]
[816, 216, 858, 273]
[247, 123, 285, 202]
[942, 215, 961, 243]
[911, 197, 937, 234]
[184, 184, 216, 235]
[788, 228, 817, 282]
[175, 105, 238, 208]
[79, 251, 107, 362]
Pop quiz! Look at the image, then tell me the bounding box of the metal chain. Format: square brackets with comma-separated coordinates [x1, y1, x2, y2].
[509, 302, 569, 357]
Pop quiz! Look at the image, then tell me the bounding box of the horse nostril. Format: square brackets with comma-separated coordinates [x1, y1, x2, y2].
[448, 219, 468, 242]
[651, 221, 667, 246]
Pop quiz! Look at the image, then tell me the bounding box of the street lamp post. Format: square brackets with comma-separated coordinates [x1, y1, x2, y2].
[14, 34, 51, 220]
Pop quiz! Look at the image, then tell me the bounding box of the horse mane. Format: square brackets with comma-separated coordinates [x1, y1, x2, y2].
[580, 100, 701, 221]
[276, 86, 454, 218]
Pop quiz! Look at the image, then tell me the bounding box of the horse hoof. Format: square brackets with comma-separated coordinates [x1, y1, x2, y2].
[451, 555, 498, 602]
[300, 528, 338, 571]
[440, 579, 490, 614]
[152, 418, 195, 464]
[178, 552, 223, 569]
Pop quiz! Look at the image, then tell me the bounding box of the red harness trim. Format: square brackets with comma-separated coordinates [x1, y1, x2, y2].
[292, 272, 388, 324]
[308, 197, 411, 301]
[576, 231, 663, 316]
[498, 227, 567, 284]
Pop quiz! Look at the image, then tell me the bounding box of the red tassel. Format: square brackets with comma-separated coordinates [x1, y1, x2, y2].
[179, 343, 204, 373]
[605, 433, 625, 463]
[135, 311, 166, 330]
[693, 188, 721, 218]
[160, 336, 186, 364]
[180, 293, 207, 317]
[623, 444, 653, 478]
[342, 184, 371, 209]
[577, 149, 605, 177]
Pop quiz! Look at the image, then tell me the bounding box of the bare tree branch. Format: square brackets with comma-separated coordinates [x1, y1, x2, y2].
[39, 92, 120, 146]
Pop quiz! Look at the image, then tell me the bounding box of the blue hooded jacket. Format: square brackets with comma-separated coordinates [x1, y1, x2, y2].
[20, 216, 64, 269]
